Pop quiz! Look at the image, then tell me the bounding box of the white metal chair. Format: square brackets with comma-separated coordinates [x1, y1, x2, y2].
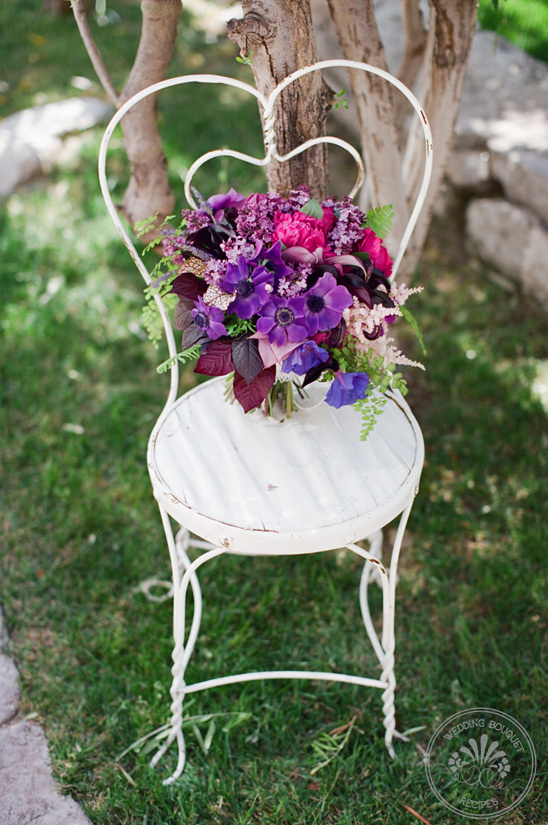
[99, 60, 433, 784]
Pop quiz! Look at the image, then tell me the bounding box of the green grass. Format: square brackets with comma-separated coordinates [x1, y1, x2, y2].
[1, 2, 548, 823]
[478, 0, 548, 63]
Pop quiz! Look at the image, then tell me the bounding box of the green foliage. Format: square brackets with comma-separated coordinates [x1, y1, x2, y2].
[400, 305, 427, 356]
[365, 203, 394, 239]
[333, 89, 349, 110]
[156, 344, 201, 374]
[300, 198, 324, 219]
[353, 388, 388, 441]
[478, 0, 548, 63]
[236, 50, 254, 66]
[224, 316, 255, 337]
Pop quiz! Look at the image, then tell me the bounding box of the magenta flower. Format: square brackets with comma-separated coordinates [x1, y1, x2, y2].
[271, 211, 331, 254]
[221, 258, 274, 319]
[191, 296, 228, 340]
[256, 295, 308, 347]
[325, 371, 370, 408]
[357, 228, 393, 277]
[301, 272, 353, 335]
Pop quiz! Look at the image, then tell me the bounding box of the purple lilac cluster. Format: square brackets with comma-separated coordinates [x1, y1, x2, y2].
[163, 186, 406, 415]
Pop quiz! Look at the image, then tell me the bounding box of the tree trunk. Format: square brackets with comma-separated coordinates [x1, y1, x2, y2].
[326, 0, 409, 249]
[72, 0, 182, 242]
[325, 0, 477, 275]
[118, 0, 183, 236]
[400, 0, 478, 277]
[227, 0, 334, 199]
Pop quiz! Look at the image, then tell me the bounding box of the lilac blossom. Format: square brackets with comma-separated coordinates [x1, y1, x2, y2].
[301, 272, 353, 335]
[281, 341, 329, 375]
[221, 258, 274, 319]
[325, 371, 370, 408]
[191, 296, 227, 340]
[256, 295, 308, 347]
[322, 197, 366, 255]
[235, 192, 286, 243]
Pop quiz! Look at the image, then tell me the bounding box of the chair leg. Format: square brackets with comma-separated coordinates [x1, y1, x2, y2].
[152, 511, 227, 784]
[353, 499, 416, 757]
[150, 506, 204, 783]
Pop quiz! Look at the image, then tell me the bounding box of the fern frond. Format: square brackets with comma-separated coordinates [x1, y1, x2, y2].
[365, 204, 394, 239]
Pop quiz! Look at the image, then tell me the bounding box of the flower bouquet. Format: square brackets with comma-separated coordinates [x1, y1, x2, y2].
[144, 186, 424, 439]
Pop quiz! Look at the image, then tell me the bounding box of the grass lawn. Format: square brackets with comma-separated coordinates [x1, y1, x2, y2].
[478, 0, 548, 63]
[1, 2, 548, 824]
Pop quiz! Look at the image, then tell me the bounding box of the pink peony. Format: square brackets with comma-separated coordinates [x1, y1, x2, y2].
[357, 228, 393, 277]
[271, 211, 332, 254]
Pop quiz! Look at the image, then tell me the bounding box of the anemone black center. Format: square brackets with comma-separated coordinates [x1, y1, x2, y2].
[194, 313, 209, 329]
[275, 307, 295, 327]
[307, 294, 325, 313]
[236, 279, 254, 298]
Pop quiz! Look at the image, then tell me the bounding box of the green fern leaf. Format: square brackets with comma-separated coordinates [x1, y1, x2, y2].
[365, 204, 394, 239]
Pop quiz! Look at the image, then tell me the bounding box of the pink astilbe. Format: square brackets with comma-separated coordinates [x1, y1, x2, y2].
[365, 335, 425, 370]
[343, 297, 401, 344]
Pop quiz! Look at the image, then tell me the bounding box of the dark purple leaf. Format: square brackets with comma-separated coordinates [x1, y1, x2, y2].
[170, 272, 207, 308]
[233, 366, 276, 413]
[195, 339, 234, 376]
[182, 323, 209, 349]
[231, 337, 264, 385]
[174, 302, 193, 331]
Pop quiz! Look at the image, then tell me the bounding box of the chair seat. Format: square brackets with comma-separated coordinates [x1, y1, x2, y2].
[147, 377, 424, 555]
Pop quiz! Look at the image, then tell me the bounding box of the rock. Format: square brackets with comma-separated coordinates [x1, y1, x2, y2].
[0, 721, 91, 825]
[466, 198, 548, 308]
[447, 149, 491, 190]
[457, 31, 548, 153]
[0, 97, 113, 198]
[0, 655, 19, 727]
[0, 609, 19, 727]
[490, 149, 548, 227]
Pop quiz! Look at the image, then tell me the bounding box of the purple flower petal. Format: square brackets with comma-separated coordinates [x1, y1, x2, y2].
[301, 272, 353, 335]
[221, 258, 275, 319]
[206, 188, 246, 217]
[325, 371, 369, 408]
[191, 296, 228, 340]
[257, 295, 308, 347]
[281, 341, 329, 375]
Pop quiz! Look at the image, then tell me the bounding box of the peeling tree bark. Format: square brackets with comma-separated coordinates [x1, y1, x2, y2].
[227, 0, 334, 199]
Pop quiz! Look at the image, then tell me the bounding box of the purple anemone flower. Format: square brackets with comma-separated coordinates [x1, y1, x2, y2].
[257, 240, 294, 281]
[191, 296, 228, 340]
[281, 340, 329, 376]
[325, 371, 369, 408]
[301, 273, 353, 335]
[221, 258, 275, 319]
[256, 295, 308, 347]
[205, 188, 246, 219]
